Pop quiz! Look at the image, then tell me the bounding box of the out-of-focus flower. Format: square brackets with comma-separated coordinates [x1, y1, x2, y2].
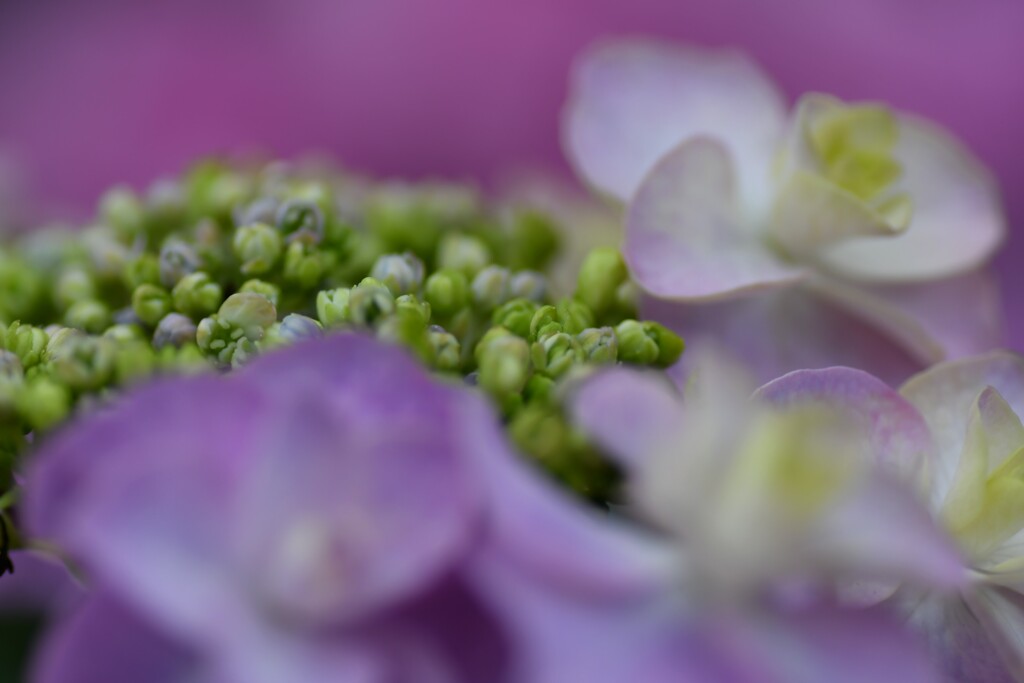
[20, 334, 690, 683]
[568, 351, 965, 680]
[564, 39, 1006, 382]
[896, 352, 1024, 681]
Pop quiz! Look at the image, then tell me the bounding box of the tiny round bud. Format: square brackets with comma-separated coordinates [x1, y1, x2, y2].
[234, 197, 279, 228]
[316, 288, 352, 328]
[615, 320, 660, 365]
[123, 253, 161, 289]
[529, 305, 561, 340]
[64, 299, 111, 334]
[555, 299, 594, 335]
[427, 326, 461, 372]
[577, 327, 619, 364]
[531, 331, 582, 379]
[218, 292, 278, 337]
[371, 253, 425, 296]
[239, 279, 281, 308]
[153, 313, 198, 349]
[50, 335, 117, 392]
[477, 333, 530, 397]
[159, 238, 200, 288]
[349, 278, 396, 327]
[104, 323, 145, 343]
[471, 265, 511, 311]
[643, 321, 685, 367]
[15, 377, 71, 432]
[54, 267, 96, 309]
[492, 299, 540, 338]
[575, 248, 629, 319]
[132, 284, 173, 326]
[172, 271, 224, 319]
[233, 222, 282, 276]
[276, 199, 325, 245]
[508, 270, 548, 303]
[424, 269, 469, 317]
[99, 186, 145, 240]
[282, 241, 328, 290]
[437, 234, 491, 276]
[277, 314, 323, 343]
[4, 323, 48, 369]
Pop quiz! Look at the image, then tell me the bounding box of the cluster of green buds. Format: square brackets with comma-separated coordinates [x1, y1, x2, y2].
[0, 159, 685, 507]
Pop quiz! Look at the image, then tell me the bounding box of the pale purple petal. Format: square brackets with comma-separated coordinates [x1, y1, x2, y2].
[756, 366, 934, 484]
[909, 594, 1017, 683]
[563, 38, 787, 205]
[30, 593, 217, 683]
[625, 137, 803, 301]
[460, 391, 677, 600]
[809, 270, 1005, 365]
[819, 115, 1006, 283]
[901, 352, 1024, 508]
[645, 287, 923, 389]
[568, 367, 682, 470]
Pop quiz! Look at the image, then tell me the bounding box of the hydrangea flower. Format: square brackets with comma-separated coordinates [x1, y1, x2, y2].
[564, 39, 1006, 381]
[568, 352, 967, 681]
[20, 334, 695, 683]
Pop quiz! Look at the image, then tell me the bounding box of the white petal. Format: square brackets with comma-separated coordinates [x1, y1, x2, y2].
[625, 137, 804, 301]
[563, 38, 787, 208]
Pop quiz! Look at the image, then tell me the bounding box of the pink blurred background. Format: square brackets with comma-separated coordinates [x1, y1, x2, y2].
[1, 0, 1023, 342]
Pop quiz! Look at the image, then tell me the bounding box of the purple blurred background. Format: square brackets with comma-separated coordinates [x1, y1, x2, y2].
[1, 0, 1022, 342]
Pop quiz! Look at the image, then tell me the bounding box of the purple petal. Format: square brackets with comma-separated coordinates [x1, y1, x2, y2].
[29, 593, 215, 683]
[563, 38, 787, 204]
[567, 367, 682, 470]
[810, 270, 1005, 366]
[625, 137, 804, 301]
[646, 287, 924, 389]
[756, 366, 935, 484]
[0, 551, 83, 616]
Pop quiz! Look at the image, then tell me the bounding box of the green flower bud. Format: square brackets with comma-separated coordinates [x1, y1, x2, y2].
[531, 331, 583, 379]
[371, 253, 425, 296]
[492, 299, 540, 338]
[529, 305, 562, 340]
[54, 267, 97, 309]
[0, 255, 45, 322]
[555, 299, 594, 335]
[424, 269, 469, 317]
[276, 199, 325, 245]
[615, 320, 660, 365]
[507, 209, 560, 271]
[427, 326, 461, 372]
[615, 280, 639, 319]
[0, 350, 23, 383]
[509, 404, 570, 464]
[437, 234, 491, 276]
[218, 292, 278, 338]
[159, 238, 200, 288]
[239, 279, 281, 308]
[575, 247, 629, 319]
[643, 321, 685, 367]
[477, 332, 530, 397]
[508, 270, 548, 303]
[132, 284, 173, 326]
[82, 226, 131, 279]
[14, 377, 71, 432]
[44, 327, 85, 361]
[577, 327, 619, 364]
[262, 314, 323, 349]
[153, 313, 198, 349]
[158, 342, 210, 374]
[50, 335, 117, 392]
[123, 253, 162, 289]
[103, 323, 146, 343]
[171, 271, 224, 318]
[348, 278, 395, 327]
[395, 295, 431, 327]
[2, 323, 48, 369]
[316, 287, 351, 328]
[64, 299, 112, 334]
[99, 185, 145, 240]
[282, 241, 329, 290]
[471, 265, 511, 311]
[524, 374, 556, 405]
[113, 339, 157, 385]
[233, 222, 282, 276]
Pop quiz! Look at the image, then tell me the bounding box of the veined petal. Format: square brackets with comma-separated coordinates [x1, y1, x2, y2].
[567, 367, 682, 471]
[808, 270, 1005, 366]
[908, 594, 1016, 683]
[625, 137, 803, 301]
[563, 38, 787, 206]
[901, 352, 1024, 511]
[817, 115, 1006, 282]
[755, 367, 934, 487]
